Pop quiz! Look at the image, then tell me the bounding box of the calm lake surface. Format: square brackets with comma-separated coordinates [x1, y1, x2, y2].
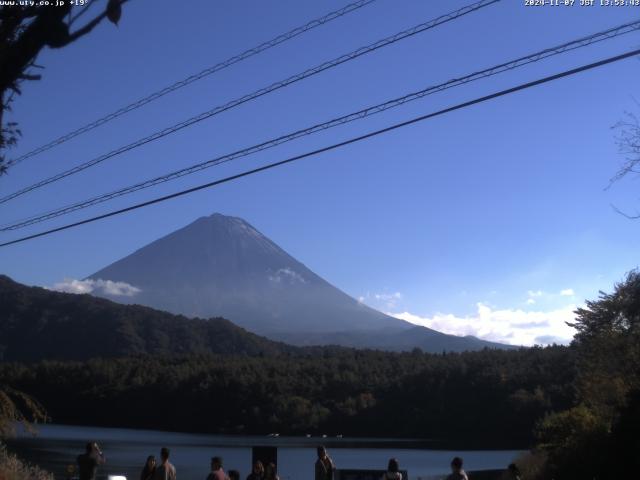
[6, 424, 523, 480]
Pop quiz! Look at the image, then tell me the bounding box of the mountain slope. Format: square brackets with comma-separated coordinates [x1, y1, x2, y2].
[87, 213, 512, 352]
[89, 213, 408, 335]
[279, 327, 513, 352]
[0, 275, 293, 362]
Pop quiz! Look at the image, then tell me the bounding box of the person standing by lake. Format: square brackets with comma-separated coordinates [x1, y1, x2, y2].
[140, 456, 156, 480]
[264, 463, 279, 480]
[382, 458, 402, 480]
[77, 441, 106, 480]
[446, 457, 468, 480]
[153, 447, 176, 480]
[246, 460, 264, 480]
[315, 446, 335, 480]
[207, 456, 229, 480]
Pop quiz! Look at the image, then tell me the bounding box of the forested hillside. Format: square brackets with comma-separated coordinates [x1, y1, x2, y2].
[0, 275, 295, 361]
[0, 346, 575, 448]
[0, 273, 576, 448]
[3, 271, 640, 478]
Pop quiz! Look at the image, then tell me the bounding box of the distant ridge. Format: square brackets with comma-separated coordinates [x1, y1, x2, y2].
[0, 275, 293, 362]
[87, 213, 513, 352]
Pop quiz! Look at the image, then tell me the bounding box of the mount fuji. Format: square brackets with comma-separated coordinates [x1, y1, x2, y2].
[88, 213, 510, 352]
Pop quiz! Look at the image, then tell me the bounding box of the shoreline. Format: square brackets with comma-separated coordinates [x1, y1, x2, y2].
[10, 423, 528, 452]
[6, 425, 525, 480]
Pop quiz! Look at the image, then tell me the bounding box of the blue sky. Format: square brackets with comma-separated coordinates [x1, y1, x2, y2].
[1, 0, 639, 345]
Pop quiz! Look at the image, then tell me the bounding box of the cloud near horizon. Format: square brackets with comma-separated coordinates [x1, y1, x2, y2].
[48, 278, 141, 297]
[390, 302, 578, 347]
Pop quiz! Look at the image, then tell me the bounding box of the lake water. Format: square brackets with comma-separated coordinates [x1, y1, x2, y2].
[6, 424, 523, 480]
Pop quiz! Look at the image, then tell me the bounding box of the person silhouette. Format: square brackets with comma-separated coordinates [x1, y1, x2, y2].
[315, 446, 335, 480]
[77, 441, 106, 480]
[152, 448, 176, 480]
[141, 456, 156, 480]
[382, 458, 402, 480]
[446, 457, 468, 480]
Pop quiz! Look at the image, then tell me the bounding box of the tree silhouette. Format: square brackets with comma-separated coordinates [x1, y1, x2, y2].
[0, 0, 127, 174]
[610, 104, 640, 217]
[0, 385, 47, 438]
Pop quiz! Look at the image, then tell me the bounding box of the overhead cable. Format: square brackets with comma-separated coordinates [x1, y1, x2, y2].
[5, 0, 378, 167]
[0, 0, 500, 204]
[3, 19, 638, 232]
[2, 47, 638, 248]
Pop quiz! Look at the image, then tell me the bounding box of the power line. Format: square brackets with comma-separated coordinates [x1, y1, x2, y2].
[5, 0, 377, 168]
[1, 47, 638, 249]
[0, 0, 500, 205]
[2, 19, 639, 232]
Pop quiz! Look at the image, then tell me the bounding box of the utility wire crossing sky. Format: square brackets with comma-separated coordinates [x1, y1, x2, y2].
[1, 0, 639, 346]
[2, 46, 638, 248]
[5, 0, 378, 167]
[1, 18, 638, 233]
[0, 0, 499, 205]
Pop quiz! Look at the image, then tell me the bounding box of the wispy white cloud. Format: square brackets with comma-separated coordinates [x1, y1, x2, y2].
[527, 290, 544, 298]
[390, 302, 578, 347]
[269, 268, 306, 284]
[560, 288, 575, 296]
[360, 291, 403, 309]
[49, 278, 141, 297]
[374, 292, 402, 302]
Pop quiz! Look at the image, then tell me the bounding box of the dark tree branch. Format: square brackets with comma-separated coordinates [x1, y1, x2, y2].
[68, 0, 129, 41]
[0, 0, 128, 174]
[609, 104, 640, 190]
[65, 6, 113, 44]
[611, 204, 640, 220]
[69, 0, 98, 27]
[19, 73, 41, 81]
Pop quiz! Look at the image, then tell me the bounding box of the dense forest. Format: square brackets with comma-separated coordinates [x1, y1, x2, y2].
[0, 346, 574, 448]
[0, 275, 575, 448]
[2, 272, 640, 478]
